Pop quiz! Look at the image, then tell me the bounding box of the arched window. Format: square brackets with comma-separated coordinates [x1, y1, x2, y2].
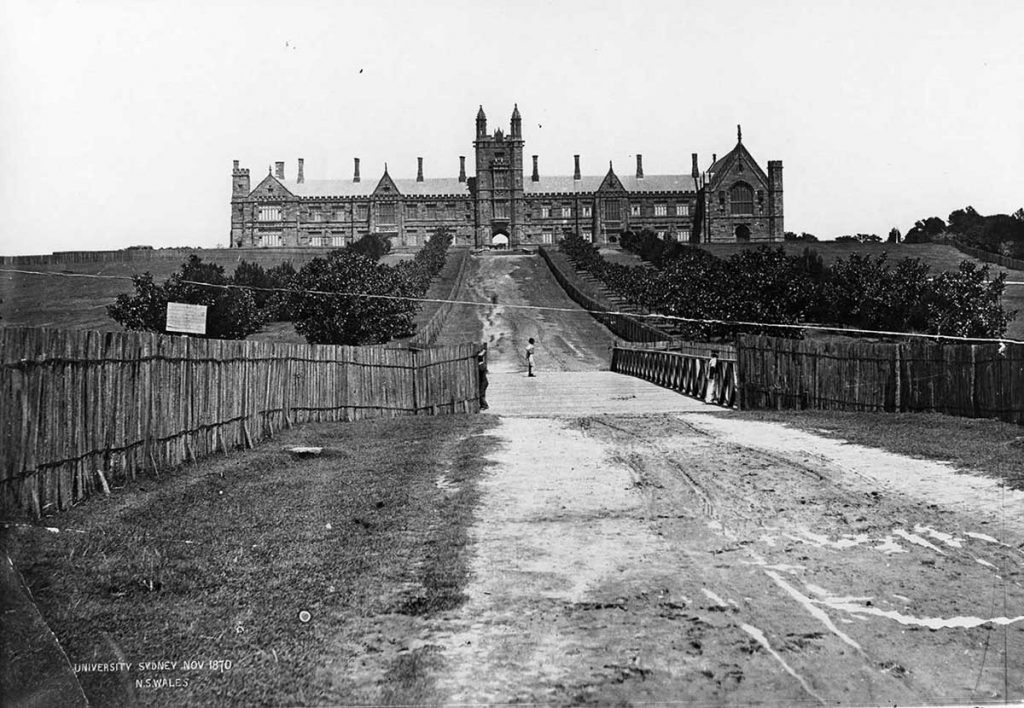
[730, 183, 754, 215]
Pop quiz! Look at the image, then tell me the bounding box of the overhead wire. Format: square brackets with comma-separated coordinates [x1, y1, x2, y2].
[3, 266, 1023, 346]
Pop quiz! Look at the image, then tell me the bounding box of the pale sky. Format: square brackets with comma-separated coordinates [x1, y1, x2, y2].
[1, 0, 1021, 255]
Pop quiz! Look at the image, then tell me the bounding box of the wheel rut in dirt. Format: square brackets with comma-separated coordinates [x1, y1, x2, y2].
[423, 412, 1024, 704]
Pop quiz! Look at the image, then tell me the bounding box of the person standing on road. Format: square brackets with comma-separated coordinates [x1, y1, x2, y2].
[477, 345, 489, 410]
[526, 338, 536, 377]
[706, 350, 720, 404]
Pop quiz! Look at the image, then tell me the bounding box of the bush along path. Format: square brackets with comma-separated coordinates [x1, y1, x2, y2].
[560, 232, 1015, 341]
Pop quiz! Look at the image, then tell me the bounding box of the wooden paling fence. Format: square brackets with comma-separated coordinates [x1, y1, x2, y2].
[538, 247, 671, 343]
[0, 247, 339, 267]
[0, 326, 480, 517]
[736, 335, 1024, 424]
[612, 342, 737, 408]
[949, 240, 1024, 273]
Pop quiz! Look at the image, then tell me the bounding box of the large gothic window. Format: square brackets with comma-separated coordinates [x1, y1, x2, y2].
[603, 199, 622, 221]
[730, 183, 754, 215]
[378, 202, 397, 224]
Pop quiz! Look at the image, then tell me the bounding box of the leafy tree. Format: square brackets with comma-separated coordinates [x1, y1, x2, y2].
[108, 256, 266, 339]
[927, 262, 1013, 338]
[347, 233, 392, 261]
[784, 231, 818, 242]
[1013, 208, 1024, 221]
[291, 250, 417, 345]
[887, 227, 902, 243]
[904, 216, 946, 243]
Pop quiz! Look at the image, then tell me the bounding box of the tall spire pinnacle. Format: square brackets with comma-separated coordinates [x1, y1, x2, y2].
[510, 103, 521, 138]
[476, 105, 487, 138]
[737, 124, 742, 143]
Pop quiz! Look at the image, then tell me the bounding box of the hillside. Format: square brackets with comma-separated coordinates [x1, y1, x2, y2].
[0, 249, 413, 337]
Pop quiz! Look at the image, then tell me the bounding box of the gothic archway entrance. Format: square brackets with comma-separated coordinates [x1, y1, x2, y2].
[491, 233, 509, 249]
[735, 224, 751, 242]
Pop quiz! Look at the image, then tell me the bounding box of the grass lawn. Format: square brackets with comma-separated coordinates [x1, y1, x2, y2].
[729, 409, 1024, 490]
[1, 413, 498, 706]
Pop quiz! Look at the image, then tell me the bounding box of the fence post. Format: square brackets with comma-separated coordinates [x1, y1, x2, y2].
[894, 344, 902, 412]
[411, 349, 420, 415]
[734, 335, 744, 410]
[970, 345, 978, 418]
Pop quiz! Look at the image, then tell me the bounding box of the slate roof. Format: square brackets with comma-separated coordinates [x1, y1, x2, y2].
[268, 173, 698, 199]
[525, 174, 699, 195]
[279, 178, 471, 198]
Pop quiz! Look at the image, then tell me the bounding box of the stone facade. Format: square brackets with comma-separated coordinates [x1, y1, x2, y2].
[230, 107, 783, 249]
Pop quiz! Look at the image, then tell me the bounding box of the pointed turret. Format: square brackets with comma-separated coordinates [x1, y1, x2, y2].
[737, 124, 742, 144]
[510, 103, 522, 138]
[476, 105, 487, 138]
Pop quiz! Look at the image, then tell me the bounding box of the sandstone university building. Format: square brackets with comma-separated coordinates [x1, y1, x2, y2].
[230, 105, 783, 250]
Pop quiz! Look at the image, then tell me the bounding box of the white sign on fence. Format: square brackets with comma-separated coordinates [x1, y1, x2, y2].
[166, 302, 207, 335]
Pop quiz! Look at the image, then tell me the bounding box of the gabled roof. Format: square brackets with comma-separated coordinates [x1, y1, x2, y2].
[598, 165, 626, 193]
[250, 173, 294, 198]
[373, 168, 400, 196]
[706, 140, 769, 188]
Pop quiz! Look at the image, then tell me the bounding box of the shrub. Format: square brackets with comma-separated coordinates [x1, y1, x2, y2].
[291, 251, 417, 345]
[108, 256, 266, 339]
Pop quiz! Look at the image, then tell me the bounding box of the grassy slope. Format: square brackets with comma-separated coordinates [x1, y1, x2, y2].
[0, 250, 413, 341]
[1, 414, 498, 706]
[729, 409, 1024, 490]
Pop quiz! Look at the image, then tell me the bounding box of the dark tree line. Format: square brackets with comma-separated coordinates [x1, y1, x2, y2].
[563, 232, 1014, 340]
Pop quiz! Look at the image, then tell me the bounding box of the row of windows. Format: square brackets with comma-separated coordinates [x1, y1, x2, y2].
[537, 203, 690, 218]
[259, 200, 694, 224]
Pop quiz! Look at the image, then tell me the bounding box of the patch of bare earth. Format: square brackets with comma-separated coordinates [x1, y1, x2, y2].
[418, 413, 1023, 704]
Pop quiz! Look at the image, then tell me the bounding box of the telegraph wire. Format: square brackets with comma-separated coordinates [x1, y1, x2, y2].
[3, 266, 1023, 346]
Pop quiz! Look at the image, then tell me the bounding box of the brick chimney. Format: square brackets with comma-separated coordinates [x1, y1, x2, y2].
[573, 155, 581, 181]
[297, 158, 305, 184]
[691, 153, 699, 179]
[531, 155, 539, 182]
[353, 157, 361, 183]
[275, 161, 285, 180]
[417, 157, 424, 182]
[635, 154, 644, 179]
[458, 156, 466, 182]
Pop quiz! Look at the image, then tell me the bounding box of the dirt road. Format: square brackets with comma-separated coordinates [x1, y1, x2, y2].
[415, 253, 1024, 704]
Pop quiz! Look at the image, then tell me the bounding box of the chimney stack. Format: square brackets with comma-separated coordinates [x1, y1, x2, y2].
[275, 161, 285, 180]
[691, 153, 699, 179]
[233, 159, 239, 170]
[297, 158, 305, 184]
[353, 157, 361, 183]
[712, 153, 717, 164]
[531, 155, 539, 182]
[417, 157, 424, 182]
[458, 156, 466, 182]
[635, 154, 644, 179]
[573, 155, 581, 181]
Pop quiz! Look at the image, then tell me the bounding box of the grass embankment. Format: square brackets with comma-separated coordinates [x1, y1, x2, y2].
[1, 414, 498, 706]
[730, 409, 1024, 490]
[0, 251, 413, 341]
